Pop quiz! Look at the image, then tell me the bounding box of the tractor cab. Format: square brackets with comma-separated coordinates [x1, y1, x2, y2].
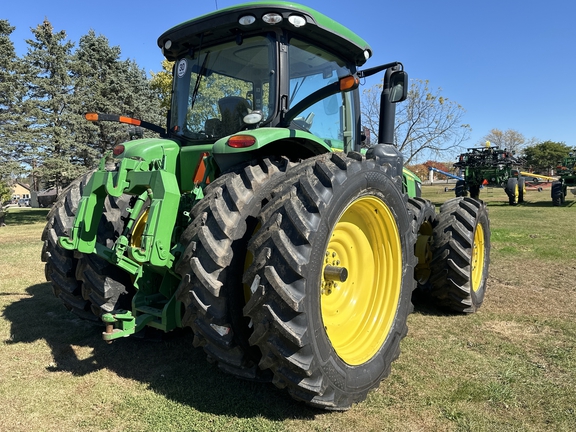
[158, 3, 405, 168]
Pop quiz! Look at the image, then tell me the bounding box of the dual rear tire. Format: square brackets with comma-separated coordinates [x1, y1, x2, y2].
[41, 172, 134, 321]
[429, 197, 490, 313]
[242, 152, 415, 409]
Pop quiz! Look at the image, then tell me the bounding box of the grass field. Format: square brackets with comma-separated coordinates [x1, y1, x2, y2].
[1, 185, 575, 432]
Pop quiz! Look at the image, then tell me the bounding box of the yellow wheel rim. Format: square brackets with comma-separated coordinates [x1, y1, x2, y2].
[130, 209, 149, 248]
[321, 196, 402, 366]
[471, 223, 485, 292]
[513, 183, 519, 202]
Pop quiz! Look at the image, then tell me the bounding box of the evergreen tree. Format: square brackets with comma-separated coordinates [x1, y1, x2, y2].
[0, 20, 25, 184]
[19, 19, 79, 192]
[71, 30, 163, 162]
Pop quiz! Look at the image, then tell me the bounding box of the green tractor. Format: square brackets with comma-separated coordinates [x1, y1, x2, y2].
[453, 144, 526, 205]
[41, 1, 491, 410]
[551, 152, 576, 205]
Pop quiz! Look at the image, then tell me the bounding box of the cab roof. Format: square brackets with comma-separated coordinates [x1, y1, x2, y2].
[157, 1, 372, 67]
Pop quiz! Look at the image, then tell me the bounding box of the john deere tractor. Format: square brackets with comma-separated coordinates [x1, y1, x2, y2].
[453, 144, 526, 205]
[41, 1, 491, 410]
[551, 152, 576, 205]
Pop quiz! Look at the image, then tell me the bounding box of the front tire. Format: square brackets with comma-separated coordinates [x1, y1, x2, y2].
[243, 152, 415, 410]
[429, 197, 490, 313]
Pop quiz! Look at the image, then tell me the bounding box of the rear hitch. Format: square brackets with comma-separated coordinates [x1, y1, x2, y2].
[101, 311, 155, 343]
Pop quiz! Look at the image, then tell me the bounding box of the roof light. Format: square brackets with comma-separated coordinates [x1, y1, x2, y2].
[262, 13, 282, 24]
[288, 15, 306, 27]
[227, 135, 256, 148]
[113, 145, 125, 156]
[364, 50, 371, 60]
[164, 40, 172, 50]
[238, 15, 256, 25]
[243, 111, 263, 125]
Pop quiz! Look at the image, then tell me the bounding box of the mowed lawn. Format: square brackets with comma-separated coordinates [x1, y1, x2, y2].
[0, 184, 575, 432]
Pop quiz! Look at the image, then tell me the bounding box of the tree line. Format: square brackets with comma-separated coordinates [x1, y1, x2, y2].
[0, 18, 163, 198]
[1, 18, 572, 203]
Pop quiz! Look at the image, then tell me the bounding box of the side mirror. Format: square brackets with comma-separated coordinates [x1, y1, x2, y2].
[389, 70, 408, 103]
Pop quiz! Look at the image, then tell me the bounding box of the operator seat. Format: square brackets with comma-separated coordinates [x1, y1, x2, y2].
[218, 96, 250, 136]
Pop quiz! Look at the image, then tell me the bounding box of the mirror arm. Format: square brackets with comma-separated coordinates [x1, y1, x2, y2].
[358, 61, 403, 79]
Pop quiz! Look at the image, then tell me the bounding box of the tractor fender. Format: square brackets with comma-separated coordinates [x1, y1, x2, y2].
[211, 127, 333, 172]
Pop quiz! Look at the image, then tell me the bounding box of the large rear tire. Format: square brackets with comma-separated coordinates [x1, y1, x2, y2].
[243, 152, 415, 410]
[41, 172, 134, 321]
[175, 157, 293, 380]
[429, 197, 490, 313]
[75, 194, 136, 317]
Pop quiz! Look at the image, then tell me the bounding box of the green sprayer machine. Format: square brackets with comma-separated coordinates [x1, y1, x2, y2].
[453, 144, 526, 205]
[42, 1, 491, 410]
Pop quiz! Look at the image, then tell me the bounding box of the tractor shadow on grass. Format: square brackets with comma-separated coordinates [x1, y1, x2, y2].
[519, 200, 576, 208]
[3, 283, 317, 420]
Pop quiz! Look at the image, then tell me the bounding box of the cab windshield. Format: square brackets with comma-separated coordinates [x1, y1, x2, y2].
[170, 36, 275, 141]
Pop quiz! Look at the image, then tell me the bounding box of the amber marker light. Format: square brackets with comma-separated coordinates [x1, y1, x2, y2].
[85, 113, 99, 121]
[119, 116, 141, 126]
[227, 135, 256, 148]
[340, 75, 360, 91]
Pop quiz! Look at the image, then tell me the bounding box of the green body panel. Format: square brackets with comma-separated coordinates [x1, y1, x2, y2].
[60, 138, 182, 273]
[402, 167, 422, 198]
[212, 128, 333, 155]
[121, 138, 180, 174]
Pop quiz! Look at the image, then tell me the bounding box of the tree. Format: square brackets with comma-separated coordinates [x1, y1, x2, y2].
[71, 30, 164, 165]
[362, 79, 471, 164]
[1, 21, 164, 193]
[150, 59, 173, 115]
[522, 141, 572, 174]
[480, 128, 535, 154]
[0, 20, 26, 183]
[18, 19, 79, 192]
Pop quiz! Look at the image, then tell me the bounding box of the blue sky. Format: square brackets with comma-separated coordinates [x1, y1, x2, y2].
[4, 0, 576, 151]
